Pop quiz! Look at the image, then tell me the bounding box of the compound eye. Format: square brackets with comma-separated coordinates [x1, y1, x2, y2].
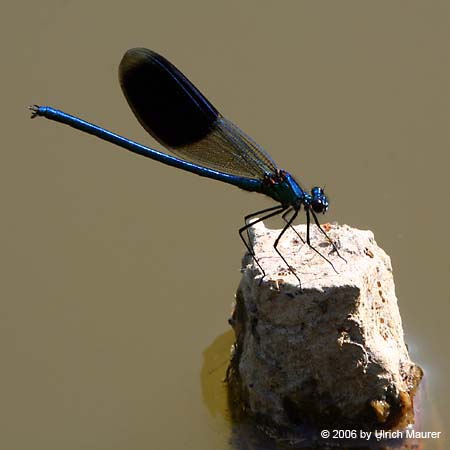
[312, 200, 325, 213]
[310, 187, 328, 213]
[312, 195, 329, 213]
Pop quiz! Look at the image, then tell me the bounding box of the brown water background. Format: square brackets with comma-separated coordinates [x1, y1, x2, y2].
[2, 1, 449, 449]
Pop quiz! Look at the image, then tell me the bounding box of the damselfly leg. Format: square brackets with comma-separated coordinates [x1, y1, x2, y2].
[239, 205, 287, 281]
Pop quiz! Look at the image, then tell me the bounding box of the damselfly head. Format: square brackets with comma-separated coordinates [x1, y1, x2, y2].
[310, 186, 329, 214]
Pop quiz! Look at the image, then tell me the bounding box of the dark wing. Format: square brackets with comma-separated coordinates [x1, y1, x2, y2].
[119, 48, 278, 178]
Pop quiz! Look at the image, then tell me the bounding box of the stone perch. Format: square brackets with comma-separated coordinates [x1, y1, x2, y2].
[227, 222, 422, 436]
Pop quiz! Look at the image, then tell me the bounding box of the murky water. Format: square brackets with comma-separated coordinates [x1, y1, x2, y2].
[3, 1, 449, 449]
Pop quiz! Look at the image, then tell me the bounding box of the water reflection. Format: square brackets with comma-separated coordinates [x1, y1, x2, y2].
[202, 331, 441, 450]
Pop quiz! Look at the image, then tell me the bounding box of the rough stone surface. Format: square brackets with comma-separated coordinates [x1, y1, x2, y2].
[227, 222, 422, 434]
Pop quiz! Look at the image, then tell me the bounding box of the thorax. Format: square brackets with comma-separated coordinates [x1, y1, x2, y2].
[262, 170, 304, 207]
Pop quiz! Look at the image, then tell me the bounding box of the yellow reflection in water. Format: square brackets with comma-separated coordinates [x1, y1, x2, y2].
[201, 330, 235, 418]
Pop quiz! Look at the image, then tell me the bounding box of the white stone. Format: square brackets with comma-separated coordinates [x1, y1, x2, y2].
[228, 222, 422, 432]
